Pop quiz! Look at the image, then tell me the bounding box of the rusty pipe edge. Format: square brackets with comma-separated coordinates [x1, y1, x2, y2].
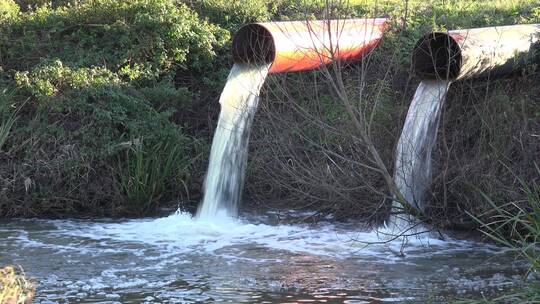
[232, 18, 387, 74]
[412, 24, 540, 81]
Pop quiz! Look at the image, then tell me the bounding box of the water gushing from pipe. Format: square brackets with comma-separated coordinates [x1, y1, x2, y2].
[388, 80, 451, 232]
[198, 18, 388, 219]
[197, 63, 271, 219]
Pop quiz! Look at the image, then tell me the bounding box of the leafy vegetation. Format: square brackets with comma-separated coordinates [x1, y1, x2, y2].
[0, 0, 19, 20]
[0, 0, 225, 216]
[0, 90, 19, 151]
[0, 0, 228, 79]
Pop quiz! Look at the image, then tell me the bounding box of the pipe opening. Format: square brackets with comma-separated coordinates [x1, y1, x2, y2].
[412, 32, 462, 80]
[232, 24, 275, 66]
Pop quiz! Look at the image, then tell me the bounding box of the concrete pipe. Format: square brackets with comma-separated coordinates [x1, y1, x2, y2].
[412, 24, 540, 81]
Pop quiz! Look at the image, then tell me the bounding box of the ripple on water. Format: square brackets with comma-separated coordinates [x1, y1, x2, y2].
[0, 212, 530, 303]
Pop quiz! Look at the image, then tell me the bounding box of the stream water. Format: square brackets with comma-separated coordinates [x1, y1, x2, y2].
[0, 210, 530, 303]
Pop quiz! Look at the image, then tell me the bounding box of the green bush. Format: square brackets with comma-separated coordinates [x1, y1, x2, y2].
[0, 0, 19, 20]
[14, 60, 121, 100]
[0, 58, 194, 216]
[0, 0, 229, 80]
[186, 0, 276, 31]
[14, 60, 188, 149]
[0, 0, 228, 216]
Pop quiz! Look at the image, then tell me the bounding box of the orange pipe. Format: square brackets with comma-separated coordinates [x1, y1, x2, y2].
[232, 18, 388, 74]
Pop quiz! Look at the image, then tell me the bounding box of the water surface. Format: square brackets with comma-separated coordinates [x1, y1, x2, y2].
[0, 211, 529, 303]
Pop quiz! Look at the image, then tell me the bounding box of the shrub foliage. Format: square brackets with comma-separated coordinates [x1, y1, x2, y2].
[0, 0, 227, 216]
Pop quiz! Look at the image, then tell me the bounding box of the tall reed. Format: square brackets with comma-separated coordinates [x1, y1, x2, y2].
[119, 139, 185, 214]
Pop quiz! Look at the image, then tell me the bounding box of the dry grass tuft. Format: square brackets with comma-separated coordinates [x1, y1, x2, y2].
[0, 266, 34, 304]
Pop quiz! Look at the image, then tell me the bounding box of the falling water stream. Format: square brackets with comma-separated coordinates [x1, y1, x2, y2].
[388, 80, 451, 233]
[198, 63, 270, 219]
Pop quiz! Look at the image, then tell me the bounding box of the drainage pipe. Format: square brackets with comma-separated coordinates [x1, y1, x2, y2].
[232, 18, 387, 74]
[412, 24, 540, 81]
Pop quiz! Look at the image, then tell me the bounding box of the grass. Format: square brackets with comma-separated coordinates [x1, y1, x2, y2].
[119, 138, 186, 215]
[0, 89, 20, 152]
[0, 111, 17, 152]
[461, 164, 540, 303]
[0, 266, 34, 304]
[0, 0, 218, 217]
[473, 166, 540, 273]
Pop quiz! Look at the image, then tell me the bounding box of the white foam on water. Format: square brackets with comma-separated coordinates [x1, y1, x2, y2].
[3, 215, 522, 303]
[48, 211, 494, 260]
[198, 63, 270, 219]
